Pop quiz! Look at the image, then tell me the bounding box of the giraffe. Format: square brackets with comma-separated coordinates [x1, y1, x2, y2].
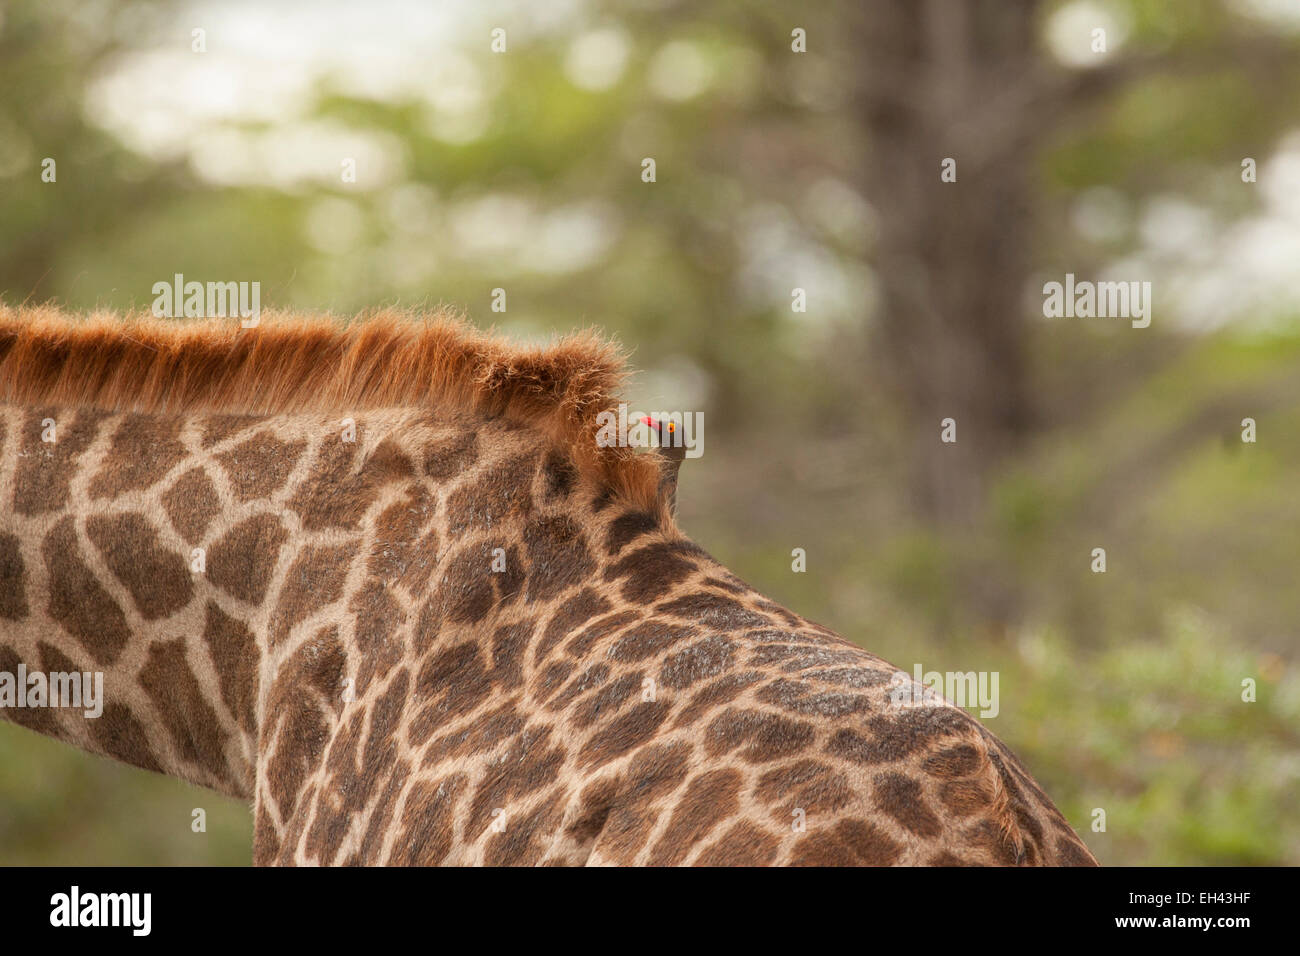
[0, 306, 1098, 866]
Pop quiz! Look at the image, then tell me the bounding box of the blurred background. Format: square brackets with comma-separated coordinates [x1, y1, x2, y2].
[2, 0, 1299, 865]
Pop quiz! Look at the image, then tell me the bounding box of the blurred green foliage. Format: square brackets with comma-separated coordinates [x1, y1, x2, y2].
[1, 0, 1298, 865]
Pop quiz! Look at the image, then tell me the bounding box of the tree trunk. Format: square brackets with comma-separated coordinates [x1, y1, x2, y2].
[854, 0, 1039, 523]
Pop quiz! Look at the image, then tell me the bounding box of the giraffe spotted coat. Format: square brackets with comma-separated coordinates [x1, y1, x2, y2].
[0, 309, 1098, 866]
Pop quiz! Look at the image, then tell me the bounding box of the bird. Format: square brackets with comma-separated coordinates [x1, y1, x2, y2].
[639, 415, 687, 514]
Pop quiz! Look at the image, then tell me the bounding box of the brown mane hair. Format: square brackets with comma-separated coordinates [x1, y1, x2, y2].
[0, 305, 668, 518]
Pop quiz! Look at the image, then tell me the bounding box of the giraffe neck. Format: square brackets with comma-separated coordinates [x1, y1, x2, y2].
[1, 390, 1098, 867]
[0, 403, 615, 806]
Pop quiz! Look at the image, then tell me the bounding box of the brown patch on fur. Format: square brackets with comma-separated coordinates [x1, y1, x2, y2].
[264, 643, 348, 821]
[445, 452, 537, 535]
[216, 430, 306, 501]
[578, 701, 671, 769]
[358, 759, 412, 863]
[0, 643, 56, 735]
[468, 725, 566, 834]
[88, 702, 163, 774]
[790, 819, 903, 867]
[604, 619, 696, 662]
[695, 821, 781, 866]
[367, 484, 434, 585]
[86, 512, 193, 619]
[0, 306, 670, 517]
[922, 743, 984, 778]
[484, 789, 566, 865]
[522, 514, 595, 600]
[162, 467, 221, 544]
[138, 637, 231, 783]
[541, 449, 578, 499]
[0, 531, 29, 619]
[42, 517, 130, 665]
[411, 643, 494, 741]
[590, 741, 692, 864]
[563, 610, 642, 659]
[825, 707, 972, 765]
[605, 511, 660, 554]
[426, 542, 499, 626]
[670, 671, 764, 729]
[12, 408, 105, 514]
[253, 805, 281, 865]
[872, 771, 943, 838]
[755, 759, 854, 819]
[201, 601, 261, 736]
[488, 617, 535, 689]
[646, 768, 743, 865]
[535, 588, 612, 663]
[569, 670, 644, 728]
[604, 542, 699, 603]
[656, 591, 771, 630]
[419, 702, 524, 767]
[704, 708, 815, 763]
[659, 635, 736, 689]
[350, 580, 408, 692]
[288, 437, 414, 532]
[207, 513, 288, 604]
[564, 777, 619, 851]
[89, 414, 188, 499]
[267, 541, 359, 646]
[390, 773, 468, 865]
[421, 429, 479, 479]
[202, 414, 257, 447]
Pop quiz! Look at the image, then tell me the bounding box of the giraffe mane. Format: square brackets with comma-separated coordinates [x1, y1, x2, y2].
[0, 304, 669, 519]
